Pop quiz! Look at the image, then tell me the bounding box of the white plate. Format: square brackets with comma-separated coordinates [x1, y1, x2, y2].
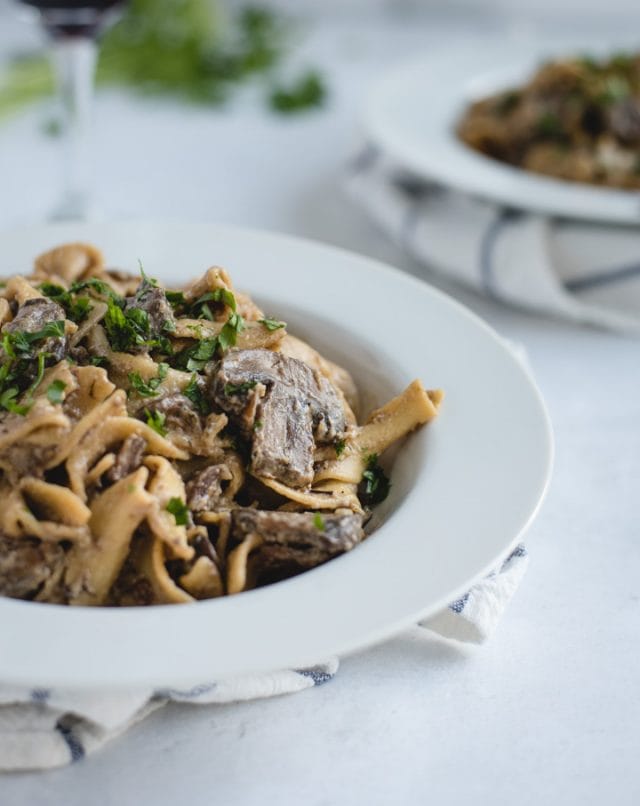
[365, 46, 640, 223]
[0, 220, 552, 689]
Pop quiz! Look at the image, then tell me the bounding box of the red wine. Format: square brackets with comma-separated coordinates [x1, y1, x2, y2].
[19, 0, 126, 37]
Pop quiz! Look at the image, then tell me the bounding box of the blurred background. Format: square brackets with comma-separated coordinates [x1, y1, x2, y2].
[0, 0, 638, 241]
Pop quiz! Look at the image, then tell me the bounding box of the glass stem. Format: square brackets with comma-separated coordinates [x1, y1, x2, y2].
[50, 35, 97, 221]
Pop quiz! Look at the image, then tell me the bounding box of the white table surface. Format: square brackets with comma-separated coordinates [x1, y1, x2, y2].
[1, 9, 639, 805]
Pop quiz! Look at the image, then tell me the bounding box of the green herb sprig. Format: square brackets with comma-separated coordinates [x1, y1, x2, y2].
[360, 453, 391, 507]
[166, 497, 189, 526]
[128, 363, 169, 398]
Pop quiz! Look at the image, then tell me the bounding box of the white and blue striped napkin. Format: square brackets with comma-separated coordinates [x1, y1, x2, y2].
[347, 144, 640, 334]
[0, 544, 528, 771]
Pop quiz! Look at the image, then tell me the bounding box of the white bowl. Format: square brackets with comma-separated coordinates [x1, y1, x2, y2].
[0, 220, 553, 689]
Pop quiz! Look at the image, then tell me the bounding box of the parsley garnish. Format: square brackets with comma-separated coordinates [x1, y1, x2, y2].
[224, 380, 257, 396]
[334, 439, 346, 457]
[46, 379, 66, 405]
[138, 261, 158, 287]
[218, 311, 244, 350]
[166, 290, 186, 308]
[145, 408, 167, 436]
[40, 282, 93, 323]
[189, 288, 236, 321]
[258, 317, 286, 331]
[0, 319, 66, 416]
[166, 497, 189, 526]
[360, 453, 391, 506]
[128, 363, 168, 398]
[184, 373, 211, 415]
[174, 337, 219, 372]
[172, 304, 244, 371]
[0, 387, 30, 416]
[69, 277, 119, 300]
[313, 513, 325, 531]
[103, 297, 172, 355]
[253, 419, 263, 431]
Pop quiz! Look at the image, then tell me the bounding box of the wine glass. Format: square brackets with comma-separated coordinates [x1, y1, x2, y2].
[16, 1, 127, 221]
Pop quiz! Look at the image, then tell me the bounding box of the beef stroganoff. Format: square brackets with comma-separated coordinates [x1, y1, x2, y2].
[0, 243, 442, 606]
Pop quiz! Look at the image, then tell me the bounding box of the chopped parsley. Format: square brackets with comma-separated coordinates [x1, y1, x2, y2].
[217, 311, 244, 350]
[145, 408, 167, 437]
[0, 319, 66, 416]
[313, 513, 325, 531]
[174, 336, 219, 372]
[0, 387, 30, 416]
[166, 497, 189, 526]
[40, 282, 93, 323]
[128, 363, 168, 398]
[166, 290, 186, 308]
[253, 419, 263, 431]
[258, 317, 286, 331]
[224, 380, 257, 396]
[69, 277, 119, 300]
[334, 439, 346, 457]
[188, 288, 237, 321]
[46, 379, 66, 405]
[138, 262, 158, 287]
[103, 297, 172, 355]
[184, 373, 211, 415]
[360, 453, 391, 506]
[172, 302, 244, 371]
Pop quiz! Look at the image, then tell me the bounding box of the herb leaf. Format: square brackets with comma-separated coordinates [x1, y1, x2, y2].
[224, 380, 257, 396]
[360, 453, 391, 506]
[128, 363, 169, 398]
[183, 373, 211, 415]
[313, 513, 325, 531]
[166, 290, 186, 308]
[0, 387, 30, 416]
[145, 408, 167, 436]
[166, 497, 189, 526]
[46, 379, 67, 405]
[258, 317, 286, 331]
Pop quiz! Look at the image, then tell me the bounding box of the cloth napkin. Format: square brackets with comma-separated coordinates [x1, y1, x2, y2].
[0, 543, 527, 772]
[346, 144, 640, 334]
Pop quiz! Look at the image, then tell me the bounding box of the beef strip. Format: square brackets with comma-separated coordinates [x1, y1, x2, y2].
[106, 434, 146, 484]
[125, 282, 175, 343]
[186, 464, 233, 511]
[3, 298, 68, 364]
[0, 535, 65, 600]
[149, 394, 201, 438]
[211, 349, 346, 488]
[231, 508, 363, 585]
